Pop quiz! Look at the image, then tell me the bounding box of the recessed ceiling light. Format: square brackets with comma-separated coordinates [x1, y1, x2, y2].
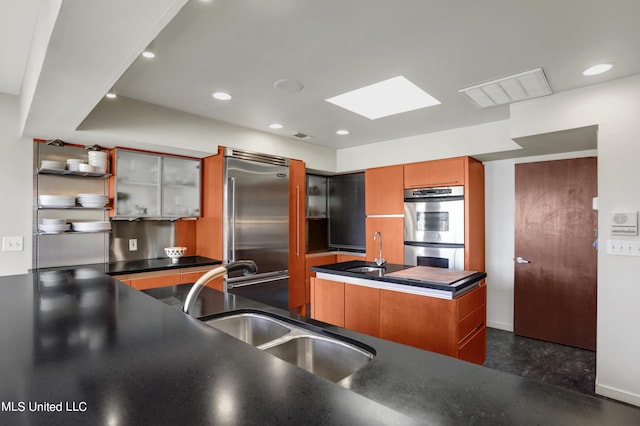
[212, 92, 232, 101]
[325, 76, 440, 120]
[142, 41, 156, 59]
[336, 130, 350, 135]
[105, 92, 117, 99]
[269, 123, 283, 129]
[582, 63, 614, 76]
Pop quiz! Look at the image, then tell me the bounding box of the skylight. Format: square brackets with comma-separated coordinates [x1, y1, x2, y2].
[325, 76, 441, 120]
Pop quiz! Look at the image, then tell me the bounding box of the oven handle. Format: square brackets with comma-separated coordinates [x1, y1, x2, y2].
[404, 195, 465, 202]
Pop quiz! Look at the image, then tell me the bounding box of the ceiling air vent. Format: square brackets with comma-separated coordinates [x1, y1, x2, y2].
[458, 68, 552, 108]
[292, 132, 315, 141]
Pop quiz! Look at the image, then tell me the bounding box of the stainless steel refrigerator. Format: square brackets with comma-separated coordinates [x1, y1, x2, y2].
[223, 149, 290, 310]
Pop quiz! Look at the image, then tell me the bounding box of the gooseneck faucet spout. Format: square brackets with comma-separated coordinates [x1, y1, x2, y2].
[182, 260, 258, 316]
[373, 231, 386, 266]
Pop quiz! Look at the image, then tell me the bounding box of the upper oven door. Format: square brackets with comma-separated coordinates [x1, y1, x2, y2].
[404, 197, 464, 244]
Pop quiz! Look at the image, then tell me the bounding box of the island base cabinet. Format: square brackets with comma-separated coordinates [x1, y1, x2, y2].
[379, 283, 486, 364]
[310, 277, 344, 327]
[379, 289, 458, 357]
[458, 327, 486, 365]
[345, 284, 380, 337]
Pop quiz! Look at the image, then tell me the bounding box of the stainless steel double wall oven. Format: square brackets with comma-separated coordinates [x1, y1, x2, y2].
[404, 186, 465, 269]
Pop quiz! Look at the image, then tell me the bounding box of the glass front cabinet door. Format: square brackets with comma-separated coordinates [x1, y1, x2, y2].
[115, 150, 161, 217]
[161, 156, 201, 217]
[114, 149, 201, 218]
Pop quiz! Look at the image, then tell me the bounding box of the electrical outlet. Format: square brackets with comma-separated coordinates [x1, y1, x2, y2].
[2, 236, 23, 252]
[129, 239, 138, 251]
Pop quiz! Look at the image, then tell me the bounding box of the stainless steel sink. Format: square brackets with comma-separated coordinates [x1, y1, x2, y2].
[345, 266, 385, 273]
[263, 335, 373, 382]
[205, 313, 290, 346]
[202, 311, 375, 383]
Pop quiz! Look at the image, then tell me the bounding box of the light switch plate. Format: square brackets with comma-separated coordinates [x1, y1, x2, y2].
[129, 239, 138, 251]
[2, 236, 23, 252]
[607, 239, 640, 256]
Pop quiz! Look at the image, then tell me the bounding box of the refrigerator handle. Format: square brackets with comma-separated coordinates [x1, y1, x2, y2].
[230, 177, 236, 262]
[296, 184, 300, 257]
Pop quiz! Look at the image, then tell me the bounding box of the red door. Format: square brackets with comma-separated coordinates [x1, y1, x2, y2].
[514, 157, 597, 350]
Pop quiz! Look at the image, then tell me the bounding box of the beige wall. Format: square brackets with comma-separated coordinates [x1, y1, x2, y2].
[0, 94, 33, 275]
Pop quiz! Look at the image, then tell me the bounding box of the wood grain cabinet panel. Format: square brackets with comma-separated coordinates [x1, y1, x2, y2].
[365, 165, 404, 215]
[365, 217, 404, 264]
[313, 278, 487, 364]
[130, 274, 181, 291]
[404, 157, 465, 189]
[344, 284, 380, 337]
[380, 289, 458, 357]
[289, 159, 307, 310]
[310, 277, 344, 327]
[305, 254, 337, 306]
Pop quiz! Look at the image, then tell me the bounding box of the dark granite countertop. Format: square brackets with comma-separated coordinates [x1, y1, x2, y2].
[1, 269, 639, 425]
[38, 255, 222, 276]
[311, 260, 487, 297]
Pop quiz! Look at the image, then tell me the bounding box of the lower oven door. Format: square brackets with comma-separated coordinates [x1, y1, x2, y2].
[404, 243, 465, 270]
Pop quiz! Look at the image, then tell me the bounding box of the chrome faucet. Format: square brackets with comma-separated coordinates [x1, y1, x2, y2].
[182, 260, 257, 316]
[373, 231, 386, 266]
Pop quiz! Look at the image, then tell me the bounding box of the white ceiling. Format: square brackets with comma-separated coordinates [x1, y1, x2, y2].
[4, 0, 640, 151]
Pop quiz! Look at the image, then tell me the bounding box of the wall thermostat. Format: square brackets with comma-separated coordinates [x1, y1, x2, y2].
[610, 211, 638, 236]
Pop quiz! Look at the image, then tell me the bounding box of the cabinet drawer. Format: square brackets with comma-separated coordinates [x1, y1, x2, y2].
[130, 274, 180, 290]
[458, 304, 485, 343]
[457, 282, 486, 321]
[458, 326, 486, 365]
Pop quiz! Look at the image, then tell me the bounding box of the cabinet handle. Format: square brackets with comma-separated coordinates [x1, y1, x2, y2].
[296, 185, 300, 257]
[230, 177, 236, 262]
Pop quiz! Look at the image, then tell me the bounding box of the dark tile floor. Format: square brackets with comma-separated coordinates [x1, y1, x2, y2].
[483, 327, 596, 396]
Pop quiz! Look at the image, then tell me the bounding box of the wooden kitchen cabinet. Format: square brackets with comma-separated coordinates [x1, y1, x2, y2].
[113, 265, 220, 291]
[312, 275, 486, 364]
[195, 147, 224, 261]
[305, 253, 337, 306]
[403, 157, 465, 189]
[310, 277, 344, 327]
[365, 217, 404, 264]
[380, 288, 458, 356]
[128, 272, 181, 291]
[365, 164, 404, 215]
[344, 284, 380, 337]
[289, 159, 307, 311]
[379, 282, 486, 363]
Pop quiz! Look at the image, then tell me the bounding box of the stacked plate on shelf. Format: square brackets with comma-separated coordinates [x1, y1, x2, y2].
[66, 158, 84, 171]
[39, 194, 76, 208]
[88, 151, 108, 174]
[40, 160, 66, 170]
[76, 193, 109, 208]
[39, 218, 71, 234]
[70, 221, 112, 232]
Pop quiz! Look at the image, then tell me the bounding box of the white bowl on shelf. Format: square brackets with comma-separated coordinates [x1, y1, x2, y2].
[164, 247, 187, 263]
[78, 163, 95, 173]
[77, 194, 109, 208]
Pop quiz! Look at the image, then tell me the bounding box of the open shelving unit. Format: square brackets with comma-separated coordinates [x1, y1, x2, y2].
[33, 141, 112, 269]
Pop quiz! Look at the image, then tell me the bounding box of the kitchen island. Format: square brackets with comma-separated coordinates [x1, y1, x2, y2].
[310, 261, 488, 363]
[1, 268, 639, 425]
